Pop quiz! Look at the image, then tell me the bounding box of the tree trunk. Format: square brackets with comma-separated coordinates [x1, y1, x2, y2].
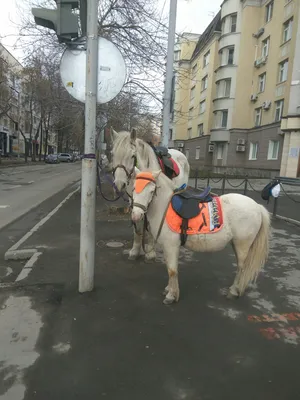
[39, 124, 43, 161]
[43, 129, 49, 161]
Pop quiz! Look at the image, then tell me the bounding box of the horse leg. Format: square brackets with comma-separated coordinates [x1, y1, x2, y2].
[143, 229, 156, 263]
[227, 239, 253, 299]
[162, 244, 180, 305]
[128, 222, 143, 260]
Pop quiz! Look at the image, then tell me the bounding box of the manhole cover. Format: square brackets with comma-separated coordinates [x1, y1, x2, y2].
[106, 241, 124, 248]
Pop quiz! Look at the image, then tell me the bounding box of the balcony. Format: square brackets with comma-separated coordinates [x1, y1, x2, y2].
[210, 129, 230, 142]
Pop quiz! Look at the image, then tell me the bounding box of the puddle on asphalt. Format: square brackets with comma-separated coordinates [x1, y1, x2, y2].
[0, 295, 43, 399]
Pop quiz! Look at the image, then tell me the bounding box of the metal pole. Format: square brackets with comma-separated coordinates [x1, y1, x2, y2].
[162, 0, 177, 148]
[79, 0, 98, 293]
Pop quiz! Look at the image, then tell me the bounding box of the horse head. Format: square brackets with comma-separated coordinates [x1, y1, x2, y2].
[131, 168, 161, 222]
[111, 128, 138, 192]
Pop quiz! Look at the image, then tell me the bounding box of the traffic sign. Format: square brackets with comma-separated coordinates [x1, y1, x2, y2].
[60, 36, 126, 104]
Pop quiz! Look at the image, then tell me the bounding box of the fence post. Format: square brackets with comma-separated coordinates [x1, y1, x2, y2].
[244, 175, 248, 196]
[221, 174, 226, 194]
[273, 196, 278, 217]
[207, 172, 210, 188]
[194, 168, 198, 189]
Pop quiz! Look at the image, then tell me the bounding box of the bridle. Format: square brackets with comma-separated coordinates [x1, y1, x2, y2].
[112, 154, 137, 186]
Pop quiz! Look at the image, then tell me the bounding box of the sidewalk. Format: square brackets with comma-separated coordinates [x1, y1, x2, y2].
[1, 183, 300, 399]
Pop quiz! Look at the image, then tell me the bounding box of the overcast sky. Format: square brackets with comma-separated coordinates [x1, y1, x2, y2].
[0, 0, 223, 61]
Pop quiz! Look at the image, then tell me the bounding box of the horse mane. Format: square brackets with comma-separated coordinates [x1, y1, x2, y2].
[112, 130, 159, 169]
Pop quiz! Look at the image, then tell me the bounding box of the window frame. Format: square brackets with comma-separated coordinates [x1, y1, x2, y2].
[262, 37, 270, 58]
[187, 128, 192, 139]
[255, 107, 262, 127]
[203, 51, 210, 67]
[217, 144, 224, 160]
[275, 99, 284, 122]
[266, 1, 274, 23]
[199, 100, 206, 114]
[258, 73, 266, 93]
[197, 124, 204, 137]
[230, 14, 237, 33]
[249, 142, 258, 160]
[278, 59, 289, 83]
[195, 146, 200, 160]
[283, 18, 293, 43]
[201, 75, 208, 91]
[267, 140, 280, 160]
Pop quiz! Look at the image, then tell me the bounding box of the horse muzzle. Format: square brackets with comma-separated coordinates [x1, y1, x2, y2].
[131, 203, 147, 223]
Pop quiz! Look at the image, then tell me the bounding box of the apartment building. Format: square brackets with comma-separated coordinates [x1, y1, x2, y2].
[0, 43, 57, 157]
[170, 0, 300, 178]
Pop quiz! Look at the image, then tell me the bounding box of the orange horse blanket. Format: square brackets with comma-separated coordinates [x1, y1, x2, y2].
[166, 196, 223, 235]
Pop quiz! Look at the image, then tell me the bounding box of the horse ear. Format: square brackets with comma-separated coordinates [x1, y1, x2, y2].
[109, 126, 118, 143]
[152, 170, 161, 179]
[131, 128, 137, 142]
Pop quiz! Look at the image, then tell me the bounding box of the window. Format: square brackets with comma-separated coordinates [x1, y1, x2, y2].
[249, 143, 258, 160]
[275, 99, 284, 121]
[268, 140, 279, 160]
[230, 14, 237, 32]
[199, 100, 206, 114]
[195, 146, 200, 160]
[266, 1, 274, 23]
[217, 144, 224, 160]
[198, 124, 204, 136]
[169, 129, 173, 140]
[228, 47, 234, 64]
[203, 51, 210, 67]
[254, 108, 262, 127]
[201, 75, 208, 91]
[278, 59, 288, 83]
[221, 110, 228, 128]
[262, 37, 270, 57]
[258, 73, 266, 92]
[174, 50, 181, 61]
[214, 110, 228, 128]
[283, 18, 293, 43]
[192, 64, 197, 74]
[190, 86, 195, 100]
[217, 79, 231, 98]
[187, 128, 192, 139]
[189, 107, 194, 119]
[185, 148, 190, 159]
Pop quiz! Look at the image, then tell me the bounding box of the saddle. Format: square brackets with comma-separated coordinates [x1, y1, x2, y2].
[171, 186, 213, 246]
[152, 145, 179, 179]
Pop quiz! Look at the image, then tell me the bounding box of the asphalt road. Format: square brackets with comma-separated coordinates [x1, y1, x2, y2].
[0, 162, 81, 230]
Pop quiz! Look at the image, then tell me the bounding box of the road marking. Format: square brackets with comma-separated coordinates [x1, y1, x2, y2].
[5, 185, 80, 258]
[28, 181, 34, 184]
[8, 185, 22, 190]
[0, 205, 10, 209]
[15, 252, 43, 282]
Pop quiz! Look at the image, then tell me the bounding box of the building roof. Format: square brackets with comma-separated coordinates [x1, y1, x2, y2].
[191, 11, 222, 60]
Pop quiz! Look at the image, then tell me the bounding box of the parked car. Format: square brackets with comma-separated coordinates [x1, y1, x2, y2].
[45, 154, 60, 164]
[58, 153, 73, 162]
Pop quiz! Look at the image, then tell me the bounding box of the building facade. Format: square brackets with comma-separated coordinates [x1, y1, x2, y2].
[169, 0, 300, 177]
[0, 43, 57, 157]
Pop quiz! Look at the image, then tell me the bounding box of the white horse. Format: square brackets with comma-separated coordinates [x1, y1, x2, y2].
[131, 169, 270, 305]
[110, 128, 190, 262]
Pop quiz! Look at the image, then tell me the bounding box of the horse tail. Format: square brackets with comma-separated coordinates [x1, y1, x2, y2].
[239, 205, 270, 293]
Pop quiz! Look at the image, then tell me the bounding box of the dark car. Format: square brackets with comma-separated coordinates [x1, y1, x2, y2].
[45, 154, 60, 164]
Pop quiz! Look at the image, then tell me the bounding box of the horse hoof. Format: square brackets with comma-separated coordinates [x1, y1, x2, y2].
[163, 297, 175, 305]
[128, 253, 139, 261]
[227, 291, 239, 300]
